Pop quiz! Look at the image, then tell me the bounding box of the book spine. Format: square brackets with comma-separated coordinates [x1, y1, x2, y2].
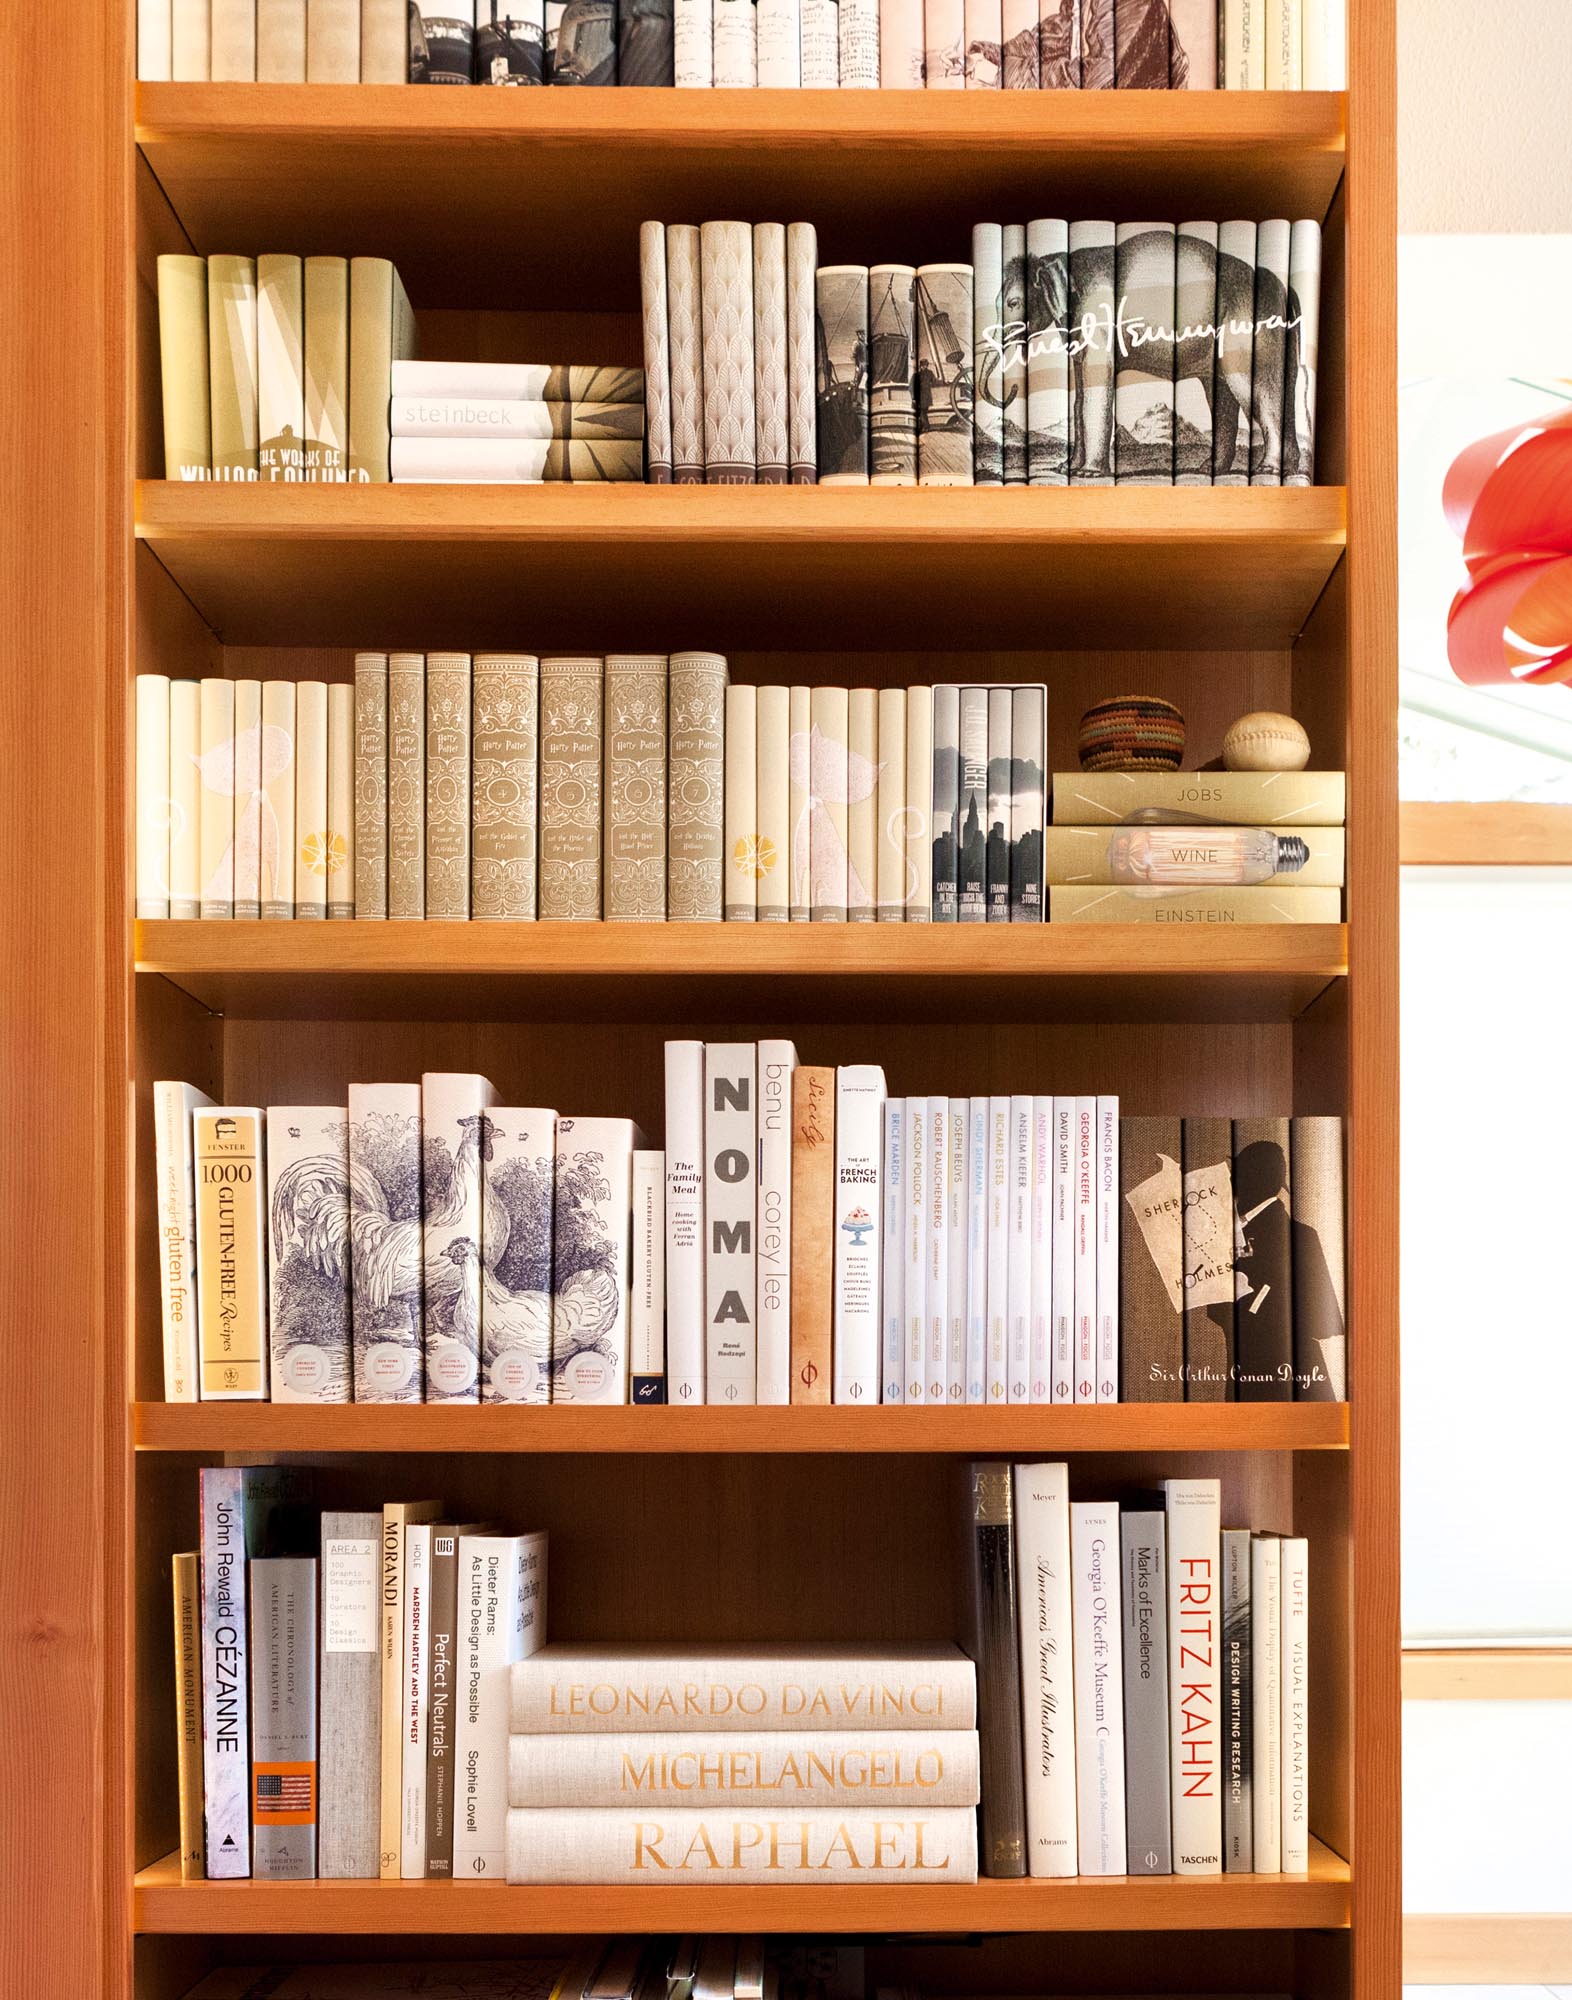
[1006, 1095, 1032, 1404]
[352, 654, 388, 919]
[1049, 886, 1342, 923]
[924, 0, 961, 82]
[154, 1082, 210, 1403]
[380, 1505, 419, 1877]
[472, 654, 540, 921]
[756, 1040, 797, 1405]
[705, 1044, 758, 1404]
[168, 679, 201, 918]
[881, 1097, 906, 1405]
[1223, 0, 1265, 85]
[833, 1064, 885, 1404]
[758, 0, 800, 77]
[421, 1072, 497, 1401]
[963, 0, 999, 82]
[1000, 0, 1035, 80]
[724, 683, 759, 922]
[873, 688, 906, 921]
[1232, 1116, 1294, 1401]
[1070, 1500, 1126, 1873]
[674, 0, 713, 78]
[815, 267, 870, 483]
[925, 1098, 949, 1403]
[931, 684, 959, 921]
[1249, 218, 1292, 486]
[348, 1083, 424, 1402]
[1291, 1116, 1345, 1399]
[712, 0, 756, 79]
[800, 0, 838, 80]
[392, 360, 645, 401]
[207, 254, 259, 477]
[401, 1525, 431, 1877]
[999, 224, 1027, 478]
[140, 0, 173, 77]
[1013, 1461, 1077, 1876]
[1221, 1526, 1254, 1871]
[902, 1096, 927, 1400]
[193, 1108, 268, 1399]
[971, 225, 1003, 485]
[788, 682, 812, 919]
[667, 652, 727, 920]
[265, 1105, 351, 1402]
[349, 259, 417, 483]
[945, 1099, 967, 1400]
[539, 656, 603, 920]
[810, 685, 849, 919]
[171, 0, 209, 74]
[667, 224, 706, 479]
[292, 680, 328, 919]
[964, 1095, 988, 1403]
[869, 265, 917, 485]
[631, 1150, 666, 1403]
[1051, 768, 1346, 827]
[985, 1095, 1009, 1404]
[1264, 0, 1302, 86]
[258, 679, 296, 918]
[956, 685, 987, 920]
[1068, 221, 1116, 482]
[506, 1806, 977, 1881]
[754, 222, 789, 483]
[1009, 685, 1045, 922]
[250, 1557, 318, 1879]
[846, 687, 878, 919]
[786, 222, 819, 481]
[361, 0, 408, 76]
[319, 1510, 381, 1878]
[388, 436, 663, 485]
[640, 223, 674, 484]
[1165, 1477, 1223, 1873]
[454, 1532, 548, 1879]
[302, 255, 349, 477]
[425, 1531, 461, 1874]
[1113, 222, 1175, 486]
[1073, 1094, 1095, 1403]
[1168, 0, 1215, 84]
[1096, 1096, 1119, 1401]
[904, 684, 933, 922]
[1120, 1510, 1172, 1873]
[231, 679, 262, 919]
[1212, 220, 1256, 484]
[665, 1042, 707, 1406]
[308, 0, 360, 74]
[837, 0, 876, 79]
[914, 265, 973, 487]
[790, 1065, 835, 1402]
[701, 220, 756, 482]
[756, 682, 791, 921]
[157, 254, 211, 475]
[1303, 0, 1344, 86]
[964, 1462, 1026, 1876]
[1082, 0, 1111, 83]
[480, 1107, 556, 1403]
[1119, 1116, 1184, 1401]
[199, 1466, 251, 1876]
[1028, 1097, 1051, 1402]
[327, 682, 355, 917]
[387, 653, 426, 919]
[1174, 222, 1218, 485]
[1281, 1537, 1309, 1872]
[553, 1119, 639, 1402]
[604, 653, 668, 922]
[1051, 1098, 1075, 1403]
[1025, 221, 1069, 485]
[172, 1551, 206, 1877]
[1182, 1117, 1235, 1402]
[1285, 218, 1322, 487]
[425, 653, 473, 919]
[198, 677, 235, 919]
[136, 674, 171, 917]
[1250, 1534, 1283, 1871]
[880, 0, 922, 80]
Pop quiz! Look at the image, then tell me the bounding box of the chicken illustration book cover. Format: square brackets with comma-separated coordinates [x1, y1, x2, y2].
[266, 1105, 353, 1404]
[346, 1085, 425, 1403]
[481, 1108, 558, 1404]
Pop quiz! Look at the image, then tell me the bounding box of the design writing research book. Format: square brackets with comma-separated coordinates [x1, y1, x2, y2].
[925, 1097, 949, 1403]
[846, 687, 878, 919]
[454, 1531, 549, 1881]
[904, 684, 934, 922]
[701, 220, 757, 483]
[788, 682, 812, 921]
[539, 656, 603, 920]
[1212, 220, 1256, 485]
[1068, 222, 1115, 484]
[956, 685, 987, 921]
[1070, 1501, 1126, 1875]
[154, 1080, 213, 1404]
[902, 1095, 927, 1399]
[970, 225, 1003, 486]
[198, 675, 234, 919]
[1165, 1476, 1223, 1875]
[379, 1501, 440, 1879]
[250, 1557, 318, 1880]
[1182, 1117, 1235, 1403]
[1233, 1116, 1294, 1401]
[705, 1043, 758, 1404]
[511, 1641, 977, 1733]
[809, 685, 850, 921]
[664, 1041, 706, 1406]
[192, 1107, 268, 1401]
[999, 225, 1027, 481]
[136, 674, 169, 917]
[931, 683, 959, 921]
[1072, 1094, 1095, 1404]
[915, 266, 973, 488]
[631, 1150, 666, 1404]
[387, 652, 426, 920]
[319, 1510, 382, 1879]
[232, 678, 262, 921]
[307, 0, 359, 75]
[352, 653, 388, 920]
[1012, 1462, 1076, 1878]
[509, 1729, 981, 1810]
[881, 1097, 905, 1407]
[1251, 1532, 1282, 1872]
[724, 684, 759, 923]
[168, 677, 201, 919]
[964, 1096, 988, 1403]
[507, 1808, 978, 1883]
[605, 654, 668, 923]
[789, 1065, 834, 1404]
[1249, 218, 1292, 487]
[985, 1096, 1009, 1404]
[1051, 1098, 1075, 1405]
[1120, 1506, 1172, 1875]
[1095, 1095, 1119, 1403]
[1050, 768, 1347, 826]
[667, 652, 727, 921]
[1025, 220, 1068, 486]
[1221, 1525, 1253, 1872]
[422, 1073, 498, 1402]
[815, 267, 870, 485]
[1292, 1115, 1346, 1399]
[1048, 886, 1341, 924]
[260, 678, 297, 920]
[756, 1040, 798, 1405]
[348, 258, 417, 483]
[472, 653, 540, 922]
[293, 679, 328, 920]
[946, 1100, 968, 1400]
[1005, 1095, 1032, 1404]
[757, 682, 791, 923]
[172, 1552, 205, 1879]
[961, 1463, 1026, 1877]
[208, 254, 259, 478]
[786, 222, 819, 482]
[480, 1107, 556, 1404]
[640, 223, 674, 483]
[1285, 218, 1322, 488]
[1281, 1536, 1310, 1873]
[553, 1118, 643, 1403]
[1119, 1115, 1184, 1402]
[347, 1084, 424, 1403]
[401, 1526, 434, 1877]
[265, 1106, 351, 1404]
[425, 654, 473, 920]
[1174, 222, 1218, 486]
[157, 254, 210, 477]
[754, 222, 790, 484]
[1114, 223, 1175, 487]
[832, 1064, 885, 1405]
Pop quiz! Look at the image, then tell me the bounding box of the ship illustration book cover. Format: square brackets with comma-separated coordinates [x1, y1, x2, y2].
[914, 266, 973, 486]
[815, 266, 870, 484]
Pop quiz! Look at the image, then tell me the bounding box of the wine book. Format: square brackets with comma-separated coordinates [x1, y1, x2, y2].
[757, 682, 790, 922]
[1120, 1506, 1171, 1875]
[640, 223, 674, 484]
[1174, 222, 1218, 485]
[1051, 769, 1347, 827]
[136, 674, 169, 917]
[425, 654, 473, 919]
[421, 1073, 497, 1401]
[454, 1531, 549, 1881]
[1119, 1116, 1183, 1402]
[705, 1043, 758, 1404]
[1281, 1536, 1310, 1873]
[265, 1105, 351, 1403]
[700, 220, 757, 483]
[1165, 1477, 1223, 1875]
[1049, 886, 1342, 924]
[1051, 1098, 1074, 1405]
[352, 654, 388, 919]
[387, 652, 426, 920]
[1182, 1117, 1235, 1404]
[1010, 685, 1045, 922]
[232, 678, 262, 920]
[471, 654, 539, 921]
[1249, 218, 1292, 487]
[260, 678, 296, 920]
[1070, 1500, 1125, 1875]
[208, 254, 258, 478]
[480, 1107, 556, 1404]
[1025, 221, 1068, 486]
[724, 683, 759, 923]
[192, 1107, 267, 1400]
[347, 1083, 424, 1402]
[810, 685, 849, 921]
[157, 253, 210, 477]
[1213, 221, 1256, 485]
[1068, 222, 1115, 484]
[169, 678, 201, 919]
[956, 685, 987, 921]
[1251, 1532, 1282, 1873]
[834, 1065, 885, 1405]
[1096, 1097, 1118, 1404]
[668, 652, 727, 921]
[250, 1557, 318, 1879]
[390, 396, 645, 441]
[509, 1729, 981, 1809]
[508, 1806, 977, 1882]
[349, 258, 417, 482]
[790, 1065, 834, 1404]
[1012, 1462, 1076, 1878]
[875, 687, 905, 922]
[605, 654, 668, 922]
[1232, 1117, 1293, 1401]
[970, 225, 1003, 486]
[665, 1041, 705, 1407]
[154, 1080, 213, 1403]
[1113, 224, 1175, 485]
[631, 1149, 665, 1404]
[391, 437, 644, 482]
[881, 1097, 906, 1407]
[931, 683, 959, 921]
[786, 222, 818, 484]
[539, 656, 603, 920]
[1292, 1115, 1346, 1399]
[198, 676, 234, 919]
[815, 267, 870, 484]
[905, 684, 934, 922]
[553, 1117, 644, 1402]
[172, 1552, 205, 1878]
[1221, 1525, 1253, 1872]
[667, 224, 705, 483]
[756, 1040, 798, 1405]
[754, 222, 789, 484]
[847, 687, 877, 920]
[961, 1463, 1026, 1877]
[1044, 824, 1345, 887]
[318, 1509, 380, 1878]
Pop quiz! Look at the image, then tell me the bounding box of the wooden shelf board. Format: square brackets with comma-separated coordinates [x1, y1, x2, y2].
[134, 483, 1348, 651]
[136, 85, 1347, 312]
[133, 1839, 1351, 1933]
[135, 919, 1347, 1023]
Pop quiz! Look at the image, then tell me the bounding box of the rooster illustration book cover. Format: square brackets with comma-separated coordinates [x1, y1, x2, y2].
[423, 1074, 499, 1402]
[481, 1108, 557, 1403]
[347, 1084, 425, 1402]
[266, 1105, 353, 1403]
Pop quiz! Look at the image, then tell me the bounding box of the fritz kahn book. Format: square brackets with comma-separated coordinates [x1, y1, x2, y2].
[307, 0, 358, 74]
[476, 0, 546, 77]
[256, 255, 303, 479]
[422, 1073, 497, 1401]
[265, 1106, 351, 1403]
[1249, 219, 1292, 488]
[620, 0, 674, 80]
[915, 264, 973, 487]
[193, 1107, 267, 1400]
[1281, 1536, 1310, 1872]
[352, 654, 388, 919]
[538, 656, 603, 920]
[931, 683, 959, 920]
[1251, 1532, 1282, 1871]
[479, 1107, 556, 1404]
[1070, 1500, 1125, 1874]
[1009, 686, 1045, 921]
[790, 1065, 834, 1404]
[757, 682, 790, 921]
[319, 1509, 381, 1878]
[231, 679, 262, 920]
[1182, 1117, 1235, 1403]
[260, 678, 296, 919]
[816, 266, 870, 484]
[1285, 219, 1321, 488]
[379, 1501, 440, 1879]
[665, 1042, 706, 1406]
[956, 685, 987, 921]
[387, 653, 426, 919]
[833, 1064, 885, 1404]
[962, 1463, 1026, 1877]
[1165, 1477, 1223, 1874]
[970, 225, 1003, 486]
[700, 221, 756, 483]
[1049, 886, 1342, 924]
[753, 222, 790, 484]
[293, 680, 328, 919]
[847, 687, 877, 918]
[1174, 222, 1218, 485]
[425, 653, 473, 918]
[330, 684, 357, 914]
[207, 255, 258, 477]
[250, 1557, 318, 1879]
[471, 654, 539, 920]
[1121, 1506, 1171, 1874]
[1292, 1115, 1345, 1399]
[1114, 223, 1175, 486]
[1119, 1115, 1183, 1401]
[1232, 1117, 1293, 1401]
[348, 258, 417, 483]
[724, 683, 759, 922]
[756, 1040, 797, 1405]
[668, 651, 727, 921]
[874, 688, 905, 921]
[154, 1079, 213, 1403]
[168, 678, 201, 918]
[604, 654, 668, 922]
[904, 684, 933, 922]
[631, 1150, 665, 1403]
[666, 225, 706, 484]
[198, 676, 234, 918]
[1013, 1462, 1076, 1877]
[553, 1117, 643, 1402]
[1212, 220, 1256, 485]
[453, 1530, 548, 1880]
[1221, 1525, 1253, 1871]
[172, 1552, 205, 1878]
[1051, 769, 1347, 827]
[786, 221, 819, 483]
[302, 255, 348, 478]
[401, 1524, 433, 1876]
[1000, 225, 1027, 482]
[869, 265, 918, 487]
[506, 1808, 978, 1882]
[809, 685, 850, 921]
[640, 223, 673, 483]
[347, 1083, 424, 1402]
[881, 1098, 906, 1405]
[1025, 220, 1069, 486]
[425, 1529, 463, 1874]
[1068, 222, 1115, 483]
[705, 1044, 758, 1404]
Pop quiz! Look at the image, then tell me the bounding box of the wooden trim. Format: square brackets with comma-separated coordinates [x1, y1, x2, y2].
[1403, 1648, 1572, 1700]
[1401, 800, 1572, 866]
[1404, 1913, 1572, 1984]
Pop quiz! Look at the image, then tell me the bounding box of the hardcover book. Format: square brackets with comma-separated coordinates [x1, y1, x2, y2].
[903, 1094, 927, 1399]
[319, 1509, 381, 1878]
[961, 1463, 1026, 1876]
[1025, 221, 1069, 486]
[881, 1097, 905, 1406]
[847, 687, 878, 918]
[1285, 219, 1322, 488]
[704, 1043, 758, 1405]
[307, 0, 359, 74]
[380, 1502, 440, 1879]
[157, 253, 211, 477]
[539, 656, 603, 920]
[956, 685, 988, 920]
[985, 1096, 1009, 1402]
[832, 1064, 885, 1403]
[426, 653, 473, 919]
[347, 1083, 424, 1402]
[880, 0, 922, 80]
[756, 1040, 798, 1404]
[904, 684, 934, 922]
[154, 1080, 213, 1403]
[667, 224, 706, 483]
[971, 225, 1004, 485]
[1039, 0, 1078, 85]
[193, 1107, 268, 1400]
[1265, 0, 1302, 86]
[172, 0, 208, 74]
[198, 677, 235, 919]
[753, 222, 790, 484]
[1120, 1506, 1172, 1874]
[401, 1524, 433, 1876]
[713, 0, 758, 82]
[421, 1073, 498, 1402]
[786, 222, 819, 483]
[1212, 220, 1256, 485]
[756, 682, 794, 921]
[506, 1808, 977, 1881]
[914, 265, 973, 486]
[1068, 222, 1116, 483]
[387, 653, 426, 919]
[1013, 1461, 1077, 1877]
[1281, 1537, 1309, 1872]
[931, 683, 959, 920]
[1050, 768, 1347, 826]
[999, 225, 1027, 481]
[257, 254, 304, 479]
[231, 678, 262, 920]
[1251, 1532, 1282, 1871]
[479, 1107, 556, 1404]
[1232, 1116, 1293, 1401]
[800, 0, 838, 82]
[169, 678, 201, 918]
[837, 0, 876, 80]
[425, 1530, 463, 1875]
[352, 654, 388, 919]
[700, 220, 757, 483]
[1114, 0, 1166, 82]
[640, 223, 674, 483]
[724, 683, 759, 923]
[667, 652, 727, 921]
[348, 259, 417, 483]
[293, 680, 328, 919]
[472, 654, 540, 921]
[1249, 218, 1292, 487]
[809, 685, 850, 921]
[453, 1531, 549, 1880]
[172, 1552, 205, 1878]
[140, 0, 173, 77]
[1114, 223, 1176, 486]
[393, 361, 644, 402]
[758, 0, 800, 79]
[1096, 1096, 1119, 1402]
[266, 1105, 351, 1403]
[1119, 1116, 1184, 1401]
[410, 0, 474, 78]
[553, 1118, 642, 1402]
[869, 265, 918, 486]
[1182, 1117, 1235, 1402]
[1165, 1477, 1223, 1874]
[664, 1041, 706, 1407]
[260, 679, 296, 919]
[1291, 1115, 1346, 1399]
[789, 682, 811, 920]
[1168, 0, 1215, 84]
[1221, 1525, 1253, 1871]
[250, 1557, 318, 1879]
[790, 1065, 835, 1403]
[1009, 685, 1045, 921]
[392, 396, 645, 440]
[1051, 1098, 1074, 1404]
[815, 266, 870, 484]
[631, 1149, 666, 1403]
[303, 255, 349, 478]
[1174, 222, 1218, 485]
[208, 254, 259, 477]
[1048, 885, 1343, 924]
[604, 654, 668, 922]
[1070, 1500, 1126, 1873]
[924, 0, 962, 81]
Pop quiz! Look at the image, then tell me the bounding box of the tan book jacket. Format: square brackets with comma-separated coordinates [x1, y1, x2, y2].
[723, 682, 758, 922]
[260, 679, 296, 919]
[327, 682, 356, 918]
[755, 683, 790, 922]
[1048, 885, 1342, 925]
[472, 654, 540, 920]
[876, 686, 906, 922]
[307, 0, 360, 75]
[257, 0, 306, 76]
[207, 254, 258, 478]
[198, 676, 235, 919]
[506, 1805, 978, 1882]
[847, 688, 878, 921]
[789, 1066, 834, 1403]
[304, 256, 349, 479]
[231, 678, 263, 919]
[380, 1501, 441, 1879]
[192, 1107, 268, 1399]
[171, 0, 210, 76]
[294, 680, 329, 918]
[788, 682, 810, 920]
[257, 254, 304, 479]
[539, 657, 603, 920]
[904, 684, 933, 921]
[353, 653, 388, 918]
[210, 0, 256, 78]
[136, 674, 170, 919]
[1050, 770, 1347, 828]
[667, 652, 727, 921]
[157, 254, 210, 477]
[349, 258, 417, 482]
[387, 653, 426, 919]
[809, 686, 848, 921]
[359, 0, 407, 76]
[168, 678, 201, 918]
[172, 1552, 206, 1878]
[425, 653, 472, 919]
[604, 654, 668, 921]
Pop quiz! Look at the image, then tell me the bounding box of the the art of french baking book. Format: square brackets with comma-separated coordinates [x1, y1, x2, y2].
[631, 1150, 666, 1404]
[847, 687, 878, 920]
[724, 683, 758, 923]
[790, 1065, 834, 1404]
[265, 1105, 351, 1403]
[348, 1083, 424, 1403]
[668, 652, 727, 921]
[157, 253, 210, 477]
[154, 1080, 213, 1403]
[1070, 1500, 1126, 1874]
[1120, 1116, 1184, 1402]
[421, 1072, 497, 1402]
[379, 1501, 441, 1879]
[962, 1464, 1026, 1876]
[539, 656, 603, 920]
[479, 1107, 556, 1405]
[1232, 1116, 1293, 1401]
[136, 674, 170, 917]
[352, 653, 387, 919]
[1221, 1525, 1253, 1872]
[1013, 1462, 1076, 1877]
[453, 1530, 548, 1882]
[318, 1509, 381, 1878]
[387, 652, 425, 919]
[208, 254, 259, 477]
[348, 257, 417, 483]
[1292, 1116, 1346, 1399]
[1251, 1532, 1283, 1872]
[756, 681, 790, 922]
[881, 1097, 906, 1406]
[705, 1043, 758, 1404]
[472, 654, 540, 922]
[1281, 1536, 1309, 1873]
[1050, 770, 1347, 827]
[400, 1524, 434, 1877]
[250, 1556, 318, 1879]
[1121, 1504, 1172, 1874]
[554, 1118, 644, 1403]
[192, 1107, 268, 1400]
[1165, 1477, 1223, 1874]
[172, 1552, 205, 1878]
[507, 1807, 978, 1882]
[1182, 1117, 1235, 1403]
[605, 654, 668, 921]
[665, 1041, 706, 1406]
[833, 1065, 885, 1404]
[425, 653, 472, 919]
[756, 1040, 798, 1405]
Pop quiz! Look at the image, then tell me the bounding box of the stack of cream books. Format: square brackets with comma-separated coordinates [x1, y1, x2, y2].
[506, 1643, 981, 1882]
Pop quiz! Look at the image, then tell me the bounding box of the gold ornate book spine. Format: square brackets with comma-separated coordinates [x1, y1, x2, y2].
[472, 654, 540, 921]
[667, 651, 727, 921]
[387, 653, 426, 920]
[353, 654, 388, 919]
[424, 652, 472, 920]
[294, 680, 329, 919]
[193, 1107, 268, 1400]
[539, 656, 604, 921]
[603, 654, 668, 922]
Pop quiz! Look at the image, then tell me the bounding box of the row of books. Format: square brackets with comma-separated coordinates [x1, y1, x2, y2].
[136, 661, 1349, 927]
[389, 361, 648, 483]
[171, 1466, 548, 1879]
[153, 1051, 1346, 1406]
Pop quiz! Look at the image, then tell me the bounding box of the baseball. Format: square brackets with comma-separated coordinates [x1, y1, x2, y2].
[1223, 711, 1312, 772]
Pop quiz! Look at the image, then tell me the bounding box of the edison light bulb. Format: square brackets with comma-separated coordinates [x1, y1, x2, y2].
[1104, 826, 1310, 886]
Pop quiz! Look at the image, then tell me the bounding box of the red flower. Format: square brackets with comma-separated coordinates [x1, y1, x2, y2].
[1445, 399, 1572, 686]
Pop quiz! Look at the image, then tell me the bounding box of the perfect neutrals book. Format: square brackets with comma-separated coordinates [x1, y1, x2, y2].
[1070, 1500, 1126, 1875]
[552, 1117, 642, 1402]
[348, 258, 418, 482]
[1182, 1117, 1235, 1402]
[472, 654, 540, 921]
[1166, 1477, 1223, 1874]
[425, 1528, 464, 1876]
[789, 1065, 834, 1403]
[604, 654, 668, 921]
[347, 1084, 424, 1402]
[1292, 1115, 1346, 1399]
[453, 1531, 549, 1881]
[667, 652, 727, 921]
[425, 653, 473, 919]
[352, 653, 389, 919]
[1120, 1506, 1172, 1874]
[250, 1557, 318, 1879]
[1119, 1116, 1184, 1402]
[1012, 1462, 1077, 1878]
[153, 1079, 213, 1403]
[539, 656, 603, 920]
[1232, 1116, 1294, 1401]
[387, 653, 426, 919]
[664, 1041, 706, 1407]
[265, 1105, 351, 1403]
[705, 1043, 759, 1403]
[506, 1808, 978, 1882]
[172, 1552, 205, 1878]
[479, 1106, 556, 1404]
[318, 1509, 382, 1879]
[832, 1064, 885, 1404]
[193, 1107, 268, 1400]
[961, 1463, 1026, 1877]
